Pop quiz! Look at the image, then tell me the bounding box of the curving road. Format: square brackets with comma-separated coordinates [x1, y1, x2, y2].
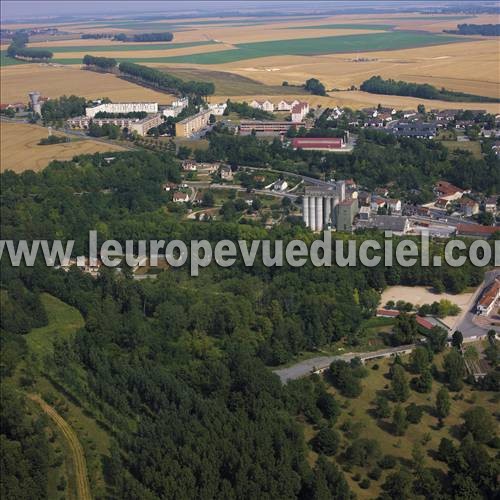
[28, 394, 92, 500]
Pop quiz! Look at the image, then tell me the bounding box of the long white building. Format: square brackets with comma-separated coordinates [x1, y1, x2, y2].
[302, 182, 346, 231]
[86, 102, 158, 118]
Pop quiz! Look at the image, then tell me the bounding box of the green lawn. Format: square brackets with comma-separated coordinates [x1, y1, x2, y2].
[160, 31, 467, 65]
[26, 293, 84, 358]
[442, 140, 482, 158]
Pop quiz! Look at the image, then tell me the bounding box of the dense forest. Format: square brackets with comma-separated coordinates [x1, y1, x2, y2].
[444, 23, 500, 36]
[118, 62, 215, 99]
[360, 75, 500, 103]
[1, 146, 497, 498]
[6, 31, 53, 61]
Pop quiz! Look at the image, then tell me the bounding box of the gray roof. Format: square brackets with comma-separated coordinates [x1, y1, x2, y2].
[365, 215, 409, 232]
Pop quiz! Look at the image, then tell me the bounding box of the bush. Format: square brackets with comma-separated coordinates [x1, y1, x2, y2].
[311, 427, 340, 456]
[368, 467, 382, 480]
[406, 403, 423, 424]
[359, 478, 371, 489]
[378, 454, 397, 469]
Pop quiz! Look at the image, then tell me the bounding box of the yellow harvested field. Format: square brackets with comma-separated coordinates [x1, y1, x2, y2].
[0, 122, 126, 172]
[328, 90, 500, 113]
[0, 65, 175, 103]
[51, 44, 234, 60]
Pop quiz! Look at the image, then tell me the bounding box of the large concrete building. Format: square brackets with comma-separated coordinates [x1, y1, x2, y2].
[302, 182, 347, 231]
[175, 109, 211, 138]
[239, 120, 306, 136]
[85, 102, 158, 118]
[67, 113, 163, 136]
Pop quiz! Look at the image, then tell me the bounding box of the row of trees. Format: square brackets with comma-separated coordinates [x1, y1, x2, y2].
[118, 62, 215, 98]
[360, 75, 500, 103]
[445, 23, 500, 36]
[6, 31, 53, 61]
[82, 54, 117, 70]
[114, 32, 174, 42]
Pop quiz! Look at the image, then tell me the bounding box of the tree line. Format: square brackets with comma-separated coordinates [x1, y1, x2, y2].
[114, 32, 174, 42]
[6, 31, 53, 61]
[118, 61, 215, 98]
[444, 23, 500, 36]
[82, 54, 117, 70]
[360, 75, 500, 103]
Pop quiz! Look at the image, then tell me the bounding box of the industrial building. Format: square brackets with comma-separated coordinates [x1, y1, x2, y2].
[336, 198, 359, 231]
[291, 137, 344, 151]
[239, 120, 306, 136]
[85, 102, 158, 118]
[28, 91, 42, 115]
[175, 109, 211, 138]
[302, 182, 348, 231]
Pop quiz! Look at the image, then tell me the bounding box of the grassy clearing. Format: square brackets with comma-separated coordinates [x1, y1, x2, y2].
[305, 350, 499, 499]
[161, 31, 466, 65]
[442, 140, 482, 158]
[26, 294, 84, 358]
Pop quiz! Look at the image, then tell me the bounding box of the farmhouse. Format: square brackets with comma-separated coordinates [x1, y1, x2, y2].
[85, 102, 158, 118]
[476, 278, 500, 316]
[291, 137, 344, 151]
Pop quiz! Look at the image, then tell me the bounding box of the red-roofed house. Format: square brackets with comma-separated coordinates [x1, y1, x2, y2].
[477, 278, 500, 316]
[435, 180, 466, 201]
[291, 102, 310, 122]
[456, 223, 499, 238]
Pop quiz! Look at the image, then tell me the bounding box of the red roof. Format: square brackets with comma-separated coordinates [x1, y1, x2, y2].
[415, 315, 433, 330]
[291, 102, 308, 113]
[291, 137, 342, 149]
[456, 223, 499, 236]
[376, 309, 400, 317]
[436, 180, 464, 197]
[478, 279, 500, 308]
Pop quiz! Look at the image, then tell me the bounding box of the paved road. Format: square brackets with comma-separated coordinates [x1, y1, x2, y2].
[273, 344, 414, 383]
[29, 394, 92, 500]
[453, 268, 500, 338]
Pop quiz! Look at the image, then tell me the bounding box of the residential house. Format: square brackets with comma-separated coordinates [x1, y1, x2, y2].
[173, 192, 190, 203]
[250, 100, 274, 112]
[374, 187, 389, 197]
[277, 99, 299, 111]
[485, 196, 498, 214]
[435, 180, 466, 201]
[273, 179, 288, 191]
[182, 161, 198, 171]
[476, 278, 500, 316]
[291, 102, 310, 122]
[387, 199, 402, 213]
[459, 197, 480, 217]
[370, 197, 387, 212]
[435, 198, 450, 210]
[220, 165, 233, 181]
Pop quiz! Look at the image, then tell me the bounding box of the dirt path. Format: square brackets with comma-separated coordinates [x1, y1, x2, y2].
[28, 394, 92, 500]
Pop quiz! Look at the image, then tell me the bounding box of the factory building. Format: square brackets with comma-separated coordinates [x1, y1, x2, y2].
[302, 182, 347, 231]
[85, 102, 158, 118]
[28, 91, 42, 115]
[175, 109, 212, 137]
[239, 120, 306, 136]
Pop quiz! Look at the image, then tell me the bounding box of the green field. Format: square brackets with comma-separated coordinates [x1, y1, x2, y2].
[39, 40, 220, 53]
[2, 31, 467, 68]
[285, 24, 395, 30]
[160, 31, 466, 65]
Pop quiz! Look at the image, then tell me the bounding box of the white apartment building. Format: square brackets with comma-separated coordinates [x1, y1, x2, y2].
[86, 102, 158, 118]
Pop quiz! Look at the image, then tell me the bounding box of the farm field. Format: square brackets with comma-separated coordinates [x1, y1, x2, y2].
[159, 32, 465, 65]
[0, 122, 127, 172]
[0, 64, 175, 103]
